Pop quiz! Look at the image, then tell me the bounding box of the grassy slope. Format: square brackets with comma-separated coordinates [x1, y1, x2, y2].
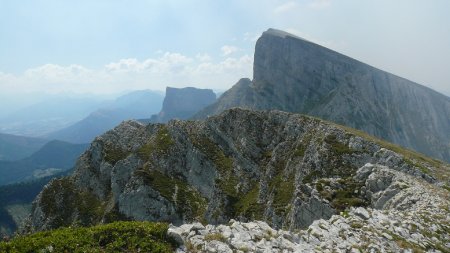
[302, 114, 449, 182]
[0, 221, 177, 253]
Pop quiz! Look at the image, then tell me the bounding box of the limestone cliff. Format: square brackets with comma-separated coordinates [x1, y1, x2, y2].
[27, 109, 448, 233]
[196, 28, 450, 162]
[150, 87, 216, 123]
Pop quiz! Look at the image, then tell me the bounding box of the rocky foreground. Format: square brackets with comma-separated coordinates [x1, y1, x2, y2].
[168, 164, 450, 252]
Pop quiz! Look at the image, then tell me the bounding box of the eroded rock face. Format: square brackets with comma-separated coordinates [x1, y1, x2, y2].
[169, 164, 450, 252]
[27, 109, 448, 233]
[151, 87, 216, 123]
[196, 28, 450, 162]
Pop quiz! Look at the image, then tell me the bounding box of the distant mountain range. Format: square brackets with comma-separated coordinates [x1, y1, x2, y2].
[0, 133, 48, 161]
[196, 28, 450, 162]
[45, 90, 164, 143]
[0, 140, 88, 185]
[0, 97, 106, 137]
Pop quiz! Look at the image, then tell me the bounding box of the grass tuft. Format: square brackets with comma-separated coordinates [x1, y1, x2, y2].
[0, 221, 176, 253]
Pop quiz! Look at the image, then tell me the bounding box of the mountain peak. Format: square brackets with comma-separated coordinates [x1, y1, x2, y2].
[151, 87, 216, 123]
[196, 29, 450, 162]
[263, 28, 308, 41]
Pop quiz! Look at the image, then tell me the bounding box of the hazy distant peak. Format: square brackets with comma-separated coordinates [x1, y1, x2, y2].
[165, 86, 214, 93]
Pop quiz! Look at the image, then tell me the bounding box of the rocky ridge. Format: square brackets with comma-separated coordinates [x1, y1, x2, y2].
[169, 163, 450, 252]
[196, 28, 450, 162]
[26, 109, 449, 235]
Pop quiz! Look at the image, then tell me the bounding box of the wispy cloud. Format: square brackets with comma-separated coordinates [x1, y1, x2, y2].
[0, 52, 253, 94]
[274, 1, 299, 14]
[244, 32, 259, 42]
[195, 53, 212, 62]
[221, 45, 240, 56]
[105, 53, 193, 74]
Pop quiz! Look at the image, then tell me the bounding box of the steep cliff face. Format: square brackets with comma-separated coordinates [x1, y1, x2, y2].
[196, 29, 450, 162]
[151, 87, 216, 123]
[27, 109, 448, 232]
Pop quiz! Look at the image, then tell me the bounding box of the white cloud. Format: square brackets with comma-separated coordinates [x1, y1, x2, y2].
[308, 0, 331, 10]
[221, 45, 239, 56]
[244, 32, 259, 42]
[196, 53, 212, 62]
[24, 64, 93, 83]
[195, 55, 252, 74]
[0, 51, 253, 95]
[105, 53, 193, 74]
[274, 1, 299, 14]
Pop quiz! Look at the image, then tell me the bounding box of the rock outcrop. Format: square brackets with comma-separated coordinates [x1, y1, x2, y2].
[150, 87, 216, 123]
[26, 109, 449, 234]
[169, 163, 450, 252]
[196, 28, 450, 162]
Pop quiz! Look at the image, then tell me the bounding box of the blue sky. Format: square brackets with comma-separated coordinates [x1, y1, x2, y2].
[1, 0, 449, 95]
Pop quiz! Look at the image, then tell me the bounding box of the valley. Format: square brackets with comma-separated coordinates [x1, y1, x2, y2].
[1, 25, 449, 252]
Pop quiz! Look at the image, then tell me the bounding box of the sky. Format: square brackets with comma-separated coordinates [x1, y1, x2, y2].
[0, 0, 449, 96]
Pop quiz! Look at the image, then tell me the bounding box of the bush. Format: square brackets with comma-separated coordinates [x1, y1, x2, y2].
[0, 221, 177, 253]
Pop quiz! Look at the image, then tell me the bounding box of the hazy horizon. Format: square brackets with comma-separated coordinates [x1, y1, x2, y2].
[1, 0, 449, 98]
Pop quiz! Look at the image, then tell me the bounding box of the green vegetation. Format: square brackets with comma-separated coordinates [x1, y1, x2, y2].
[190, 135, 238, 200]
[262, 150, 272, 161]
[336, 124, 449, 181]
[152, 126, 175, 155]
[324, 134, 353, 155]
[294, 133, 313, 157]
[316, 177, 367, 211]
[191, 136, 233, 174]
[185, 241, 202, 252]
[204, 233, 227, 243]
[384, 231, 426, 253]
[443, 184, 450, 192]
[271, 172, 295, 216]
[136, 168, 207, 221]
[0, 221, 176, 253]
[234, 184, 264, 220]
[39, 178, 105, 228]
[293, 144, 306, 157]
[350, 221, 364, 229]
[103, 145, 128, 165]
[302, 170, 322, 184]
[404, 158, 431, 175]
[138, 126, 175, 160]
